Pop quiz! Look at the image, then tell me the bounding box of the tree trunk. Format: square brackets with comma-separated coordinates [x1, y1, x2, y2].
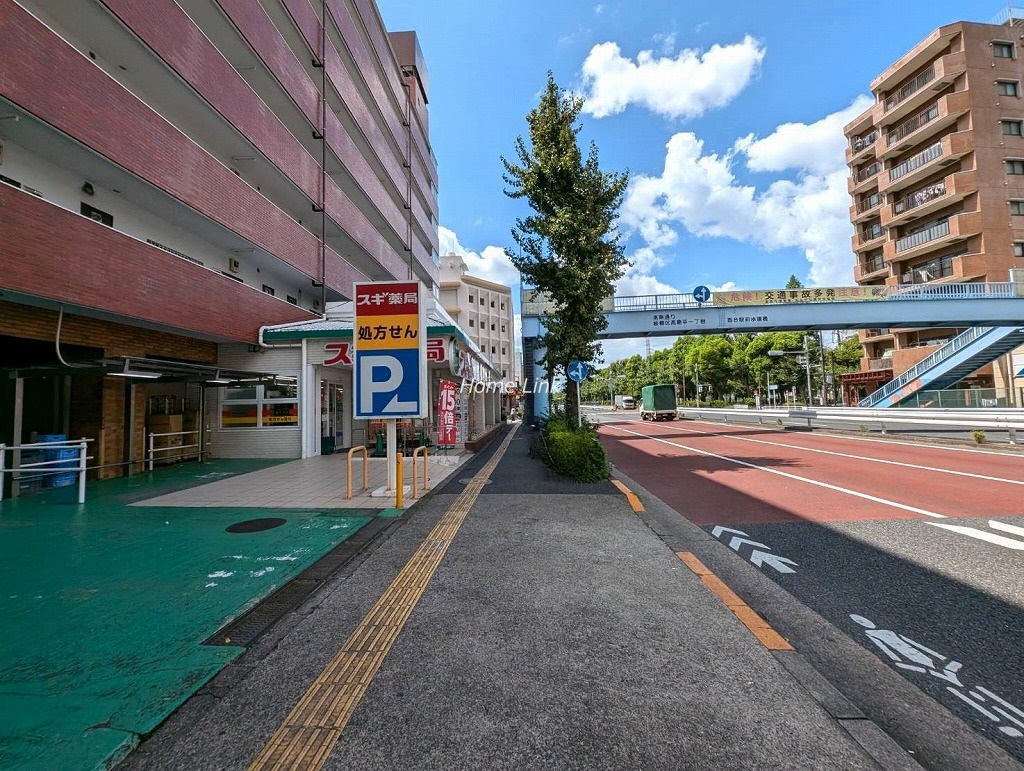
[565, 378, 579, 427]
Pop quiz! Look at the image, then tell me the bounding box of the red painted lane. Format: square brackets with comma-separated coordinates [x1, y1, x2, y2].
[600, 418, 1024, 527]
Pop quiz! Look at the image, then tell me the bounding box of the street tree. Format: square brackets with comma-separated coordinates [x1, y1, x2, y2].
[502, 72, 629, 426]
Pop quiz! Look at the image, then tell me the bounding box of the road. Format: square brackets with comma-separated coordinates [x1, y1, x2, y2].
[588, 408, 1024, 770]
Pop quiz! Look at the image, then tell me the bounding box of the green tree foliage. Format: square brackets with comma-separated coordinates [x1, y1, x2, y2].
[502, 72, 629, 425]
[830, 332, 864, 371]
[785, 274, 804, 289]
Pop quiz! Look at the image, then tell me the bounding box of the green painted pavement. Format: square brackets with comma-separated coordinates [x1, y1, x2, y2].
[0, 461, 373, 771]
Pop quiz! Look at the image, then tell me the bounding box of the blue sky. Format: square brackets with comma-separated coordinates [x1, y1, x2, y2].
[377, 0, 995, 362]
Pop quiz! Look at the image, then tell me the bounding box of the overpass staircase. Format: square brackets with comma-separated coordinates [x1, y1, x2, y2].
[859, 326, 1024, 408]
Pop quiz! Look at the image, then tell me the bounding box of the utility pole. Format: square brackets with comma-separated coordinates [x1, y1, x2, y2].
[694, 363, 700, 406]
[802, 335, 812, 406]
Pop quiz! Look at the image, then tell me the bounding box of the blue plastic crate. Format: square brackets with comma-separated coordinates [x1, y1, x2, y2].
[44, 472, 77, 489]
[35, 434, 66, 444]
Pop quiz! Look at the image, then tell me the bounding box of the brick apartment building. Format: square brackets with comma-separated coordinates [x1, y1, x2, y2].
[0, 0, 438, 488]
[843, 12, 1024, 404]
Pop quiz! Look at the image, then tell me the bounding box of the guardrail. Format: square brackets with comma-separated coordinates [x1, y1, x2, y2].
[0, 438, 93, 503]
[675, 406, 1024, 443]
[147, 430, 202, 471]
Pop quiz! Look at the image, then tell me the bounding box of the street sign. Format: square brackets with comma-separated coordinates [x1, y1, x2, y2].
[567, 360, 588, 382]
[353, 281, 427, 419]
[693, 285, 712, 303]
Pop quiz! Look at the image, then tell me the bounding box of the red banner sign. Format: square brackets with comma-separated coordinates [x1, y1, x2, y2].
[437, 380, 457, 446]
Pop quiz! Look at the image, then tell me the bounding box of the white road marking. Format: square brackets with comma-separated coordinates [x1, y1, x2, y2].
[665, 424, 1024, 487]
[925, 522, 1024, 550]
[678, 415, 1024, 458]
[605, 424, 949, 519]
[988, 520, 1024, 538]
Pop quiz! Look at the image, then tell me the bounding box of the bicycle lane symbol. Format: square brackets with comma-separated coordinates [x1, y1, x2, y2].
[850, 614, 1024, 739]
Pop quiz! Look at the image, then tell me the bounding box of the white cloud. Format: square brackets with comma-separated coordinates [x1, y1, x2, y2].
[620, 96, 872, 287]
[579, 36, 765, 119]
[438, 225, 521, 288]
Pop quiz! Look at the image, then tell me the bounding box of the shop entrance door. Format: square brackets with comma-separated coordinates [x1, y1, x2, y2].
[320, 381, 344, 454]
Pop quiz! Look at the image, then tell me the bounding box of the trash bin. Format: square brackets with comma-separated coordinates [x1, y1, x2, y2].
[321, 436, 335, 455]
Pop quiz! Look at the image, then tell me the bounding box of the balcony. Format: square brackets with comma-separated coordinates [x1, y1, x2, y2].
[848, 160, 883, 195]
[854, 254, 889, 282]
[879, 91, 970, 160]
[883, 170, 977, 228]
[879, 130, 972, 195]
[863, 329, 892, 341]
[850, 191, 884, 223]
[876, 47, 965, 123]
[852, 223, 884, 253]
[846, 129, 879, 164]
[887, 211, 981, 264]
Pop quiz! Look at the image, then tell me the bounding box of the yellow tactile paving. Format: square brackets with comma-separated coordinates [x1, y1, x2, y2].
[675, 551, 794, 652]
[248, 427, 519, 771]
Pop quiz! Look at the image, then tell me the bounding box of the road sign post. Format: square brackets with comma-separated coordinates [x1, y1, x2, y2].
[354, 281, 427, 492]
[568, 360, 588, 428]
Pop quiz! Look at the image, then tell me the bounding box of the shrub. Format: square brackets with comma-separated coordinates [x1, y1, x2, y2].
[545, 426, 610, 482]
[973, 430, 986, 444]
[536, 405, 609, 482]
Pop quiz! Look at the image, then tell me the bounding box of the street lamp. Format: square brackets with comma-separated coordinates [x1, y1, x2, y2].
[769, 335, 813, 406]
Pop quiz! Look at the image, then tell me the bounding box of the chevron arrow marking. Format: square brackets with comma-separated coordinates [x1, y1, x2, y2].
[749, 550, 798, 574]
[728, 536, 769, 552]
[711, 525, 748, 539]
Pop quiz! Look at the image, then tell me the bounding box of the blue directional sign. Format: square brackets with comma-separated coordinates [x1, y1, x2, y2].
[693, 285, 712, 303]
[567, 360, 588, 383]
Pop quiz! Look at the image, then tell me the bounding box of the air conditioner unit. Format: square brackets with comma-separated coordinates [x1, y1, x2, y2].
[228, 257, 240, 273]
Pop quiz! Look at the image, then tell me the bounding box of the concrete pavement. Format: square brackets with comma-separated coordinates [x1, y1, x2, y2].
[119, 423, 920, 770]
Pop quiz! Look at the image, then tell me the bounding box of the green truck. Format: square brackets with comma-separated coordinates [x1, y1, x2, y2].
[640, 384, 677, 421]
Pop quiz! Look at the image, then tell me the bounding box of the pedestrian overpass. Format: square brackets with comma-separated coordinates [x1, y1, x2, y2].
[519, 282, 1024, 416]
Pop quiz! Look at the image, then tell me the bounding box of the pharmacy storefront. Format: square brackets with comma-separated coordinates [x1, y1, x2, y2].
[207, 300, 503, 459]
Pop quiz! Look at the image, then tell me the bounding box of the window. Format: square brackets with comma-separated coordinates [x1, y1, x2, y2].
[480, 297, 485, 305]
[1004, 120, 1024, 136]
[469, 319, 474, 327]
[491, 323, 495, 330]
[995, 42, 1015, 59]
[220, 379, 299, 428]
[490, 300, 495, 307]
[468, 295, 474, 303]
[998, 80, 1020, 97]
[1012, 200, 1024, 215]
[81, 202, 113, 226]
[501, 324, 506, 332]
[1007, 160, 1024, 175]
[501, 302, 506, 310]
[1015, 242, 1024, 258]
[502, 347, 506, 355]
[286, 295, 297, 305]
[491, 346, 496, 353]
[262, 284, 275, 296]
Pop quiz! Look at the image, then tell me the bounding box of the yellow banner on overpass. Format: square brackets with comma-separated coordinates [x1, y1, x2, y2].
[713, 286, 890, 306]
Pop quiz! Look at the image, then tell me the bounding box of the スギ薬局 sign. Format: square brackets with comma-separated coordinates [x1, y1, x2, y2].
[353, 281, 427, 419]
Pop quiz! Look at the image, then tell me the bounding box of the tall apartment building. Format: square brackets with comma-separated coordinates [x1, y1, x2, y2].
[843, 13, 1024, 402]
[0, 0, 438, 484]
[438, 251, 518, 385]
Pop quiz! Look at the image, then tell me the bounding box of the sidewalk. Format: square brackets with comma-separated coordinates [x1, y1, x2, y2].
[120, 424, 907, 770]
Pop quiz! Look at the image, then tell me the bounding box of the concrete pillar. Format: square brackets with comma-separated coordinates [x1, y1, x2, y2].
[531, 344, 548, 421]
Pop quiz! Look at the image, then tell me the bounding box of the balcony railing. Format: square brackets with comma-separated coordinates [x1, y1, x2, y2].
[895, 220, 950, 253]
[886, 104, 940, 147]
[885, 67, 936, 112]
[856, 161, 882, 183]
[864, 329, 891, 338]
[851, 130, 878, 153]
[859, 224, 883, 242]
[893, 180, 946, 215]
[857, 192, 883, 214]
[889, 142, 942, 182]
[860, 254, 885, 274]
[867, 357, 893, 370]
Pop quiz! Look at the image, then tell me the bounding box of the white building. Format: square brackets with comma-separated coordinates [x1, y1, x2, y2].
[438, 252, 519, 389]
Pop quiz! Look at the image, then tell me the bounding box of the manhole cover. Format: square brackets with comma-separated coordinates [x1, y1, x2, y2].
[459, 478, 492, 485]
[226, 517, 287, 533]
